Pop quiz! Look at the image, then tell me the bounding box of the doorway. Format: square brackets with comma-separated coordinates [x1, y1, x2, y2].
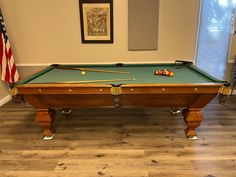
[195, 0, 236, 80]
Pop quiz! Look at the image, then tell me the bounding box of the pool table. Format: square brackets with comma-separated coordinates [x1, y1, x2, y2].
[16, 61, 226, 140]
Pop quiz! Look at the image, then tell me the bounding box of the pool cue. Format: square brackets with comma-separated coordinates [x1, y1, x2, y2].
[56, 66, 130, 74]
[63, 78, 135, 84]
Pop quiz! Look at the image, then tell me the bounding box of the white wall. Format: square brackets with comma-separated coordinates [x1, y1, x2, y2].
[0, 0, 200, 65]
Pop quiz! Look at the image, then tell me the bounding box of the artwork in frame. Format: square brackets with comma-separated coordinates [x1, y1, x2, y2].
[79, 0, 113, 43]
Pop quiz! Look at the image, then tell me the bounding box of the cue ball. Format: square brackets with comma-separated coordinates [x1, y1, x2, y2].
[81, 71, 86, 76]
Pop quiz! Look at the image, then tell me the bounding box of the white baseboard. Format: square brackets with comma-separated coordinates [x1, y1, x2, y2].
[232, 89, 236, 95]
[0, 94, 12, 107]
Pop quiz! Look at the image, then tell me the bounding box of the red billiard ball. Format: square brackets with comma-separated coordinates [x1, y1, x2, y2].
[155, 70, 162, 75]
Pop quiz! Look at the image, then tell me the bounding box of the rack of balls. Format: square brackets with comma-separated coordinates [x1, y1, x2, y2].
[155, 69, 174, 77]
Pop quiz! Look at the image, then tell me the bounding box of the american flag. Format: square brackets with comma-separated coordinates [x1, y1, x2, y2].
[0, 10, 19, 84]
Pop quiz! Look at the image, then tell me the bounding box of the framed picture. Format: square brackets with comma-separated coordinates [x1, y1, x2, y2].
[79, 0, 113, 43]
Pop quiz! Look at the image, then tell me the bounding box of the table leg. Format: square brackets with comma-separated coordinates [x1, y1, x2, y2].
[182, 109, 203, 139]
[36, 109, 55, 139]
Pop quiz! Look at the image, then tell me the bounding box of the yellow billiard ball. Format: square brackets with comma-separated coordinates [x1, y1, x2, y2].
[81, 71, 86, 76]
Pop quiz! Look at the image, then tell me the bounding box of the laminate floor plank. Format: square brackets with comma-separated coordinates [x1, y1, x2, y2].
[0, 96, 235, 177]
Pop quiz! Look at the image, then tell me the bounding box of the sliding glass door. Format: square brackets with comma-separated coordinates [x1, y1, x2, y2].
[196, 0, 236, 79]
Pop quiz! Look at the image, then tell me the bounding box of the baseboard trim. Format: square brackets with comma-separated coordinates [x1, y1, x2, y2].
[227, 59, 235, 64]
[0, 94, 12, 107]
[232, 89, 236, 95]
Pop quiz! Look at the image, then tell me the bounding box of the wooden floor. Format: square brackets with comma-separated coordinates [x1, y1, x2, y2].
[0, 96, 235, 177]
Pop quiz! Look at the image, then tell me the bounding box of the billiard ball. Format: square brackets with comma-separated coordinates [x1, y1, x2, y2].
[155, 70, 160, 75]
[81, 71, 86, 76]
[169, 72, 174, 77]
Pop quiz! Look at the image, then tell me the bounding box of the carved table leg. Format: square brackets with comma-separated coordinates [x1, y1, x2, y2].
[182, 109, 203, 139]
[36, 109, 55, 139]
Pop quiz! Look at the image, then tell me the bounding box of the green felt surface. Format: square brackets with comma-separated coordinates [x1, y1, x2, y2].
[21, 64, 223, 85]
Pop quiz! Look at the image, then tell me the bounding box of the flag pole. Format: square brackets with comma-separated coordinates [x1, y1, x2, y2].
[0, 8, 22, 103]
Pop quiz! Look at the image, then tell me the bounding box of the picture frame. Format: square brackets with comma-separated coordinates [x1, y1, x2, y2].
[79, 0, 113, 43]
